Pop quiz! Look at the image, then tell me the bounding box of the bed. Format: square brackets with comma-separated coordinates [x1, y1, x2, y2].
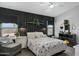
[27, 32, 67, 56]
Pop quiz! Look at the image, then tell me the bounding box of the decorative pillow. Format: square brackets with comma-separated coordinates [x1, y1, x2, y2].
[34, 32, 43, 38]
[2, 33, 16, 37]
[34, 32, 47, 38]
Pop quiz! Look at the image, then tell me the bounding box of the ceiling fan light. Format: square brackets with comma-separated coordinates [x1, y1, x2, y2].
[49, 5, 55, 8]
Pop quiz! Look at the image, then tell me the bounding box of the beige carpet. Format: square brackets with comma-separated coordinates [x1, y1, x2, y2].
[16, 49, 34, 56]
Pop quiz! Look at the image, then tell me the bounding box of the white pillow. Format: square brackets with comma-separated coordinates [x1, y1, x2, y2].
[27, 32, 36, 39]
[27, 32, 47, 39]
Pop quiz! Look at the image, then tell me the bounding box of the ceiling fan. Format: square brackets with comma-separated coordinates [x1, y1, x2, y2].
[40, 2, 56, 8]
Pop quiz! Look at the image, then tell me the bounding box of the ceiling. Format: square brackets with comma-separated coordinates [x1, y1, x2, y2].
[0, 2, 79, 17]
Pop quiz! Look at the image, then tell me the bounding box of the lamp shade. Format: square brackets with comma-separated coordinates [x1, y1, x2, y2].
[19, 28, 27, 32]
[19, 28, 27, 36]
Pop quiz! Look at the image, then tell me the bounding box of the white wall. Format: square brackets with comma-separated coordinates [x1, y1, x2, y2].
[55, 5, 79, 43]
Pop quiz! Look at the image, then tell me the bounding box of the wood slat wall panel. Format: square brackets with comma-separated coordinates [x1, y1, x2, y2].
[0, 7, 55, 35]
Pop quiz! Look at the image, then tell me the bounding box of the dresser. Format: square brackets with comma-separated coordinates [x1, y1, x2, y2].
[59, 33, 77, 47]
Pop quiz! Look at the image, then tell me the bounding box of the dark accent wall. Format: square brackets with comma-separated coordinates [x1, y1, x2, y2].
[0, 7, 55, 35]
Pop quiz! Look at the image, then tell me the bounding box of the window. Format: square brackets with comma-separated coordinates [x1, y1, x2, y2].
[1, 23, 18, 29]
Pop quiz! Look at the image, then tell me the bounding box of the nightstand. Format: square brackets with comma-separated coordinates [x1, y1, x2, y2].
[16, 36, 27, 49]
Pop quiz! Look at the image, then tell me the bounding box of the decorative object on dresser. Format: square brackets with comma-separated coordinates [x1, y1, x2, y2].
[59, 25, 64, 34]
[64, 20, 70, 34]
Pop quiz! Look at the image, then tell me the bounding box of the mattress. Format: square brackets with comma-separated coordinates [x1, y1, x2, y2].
[27, 37, 67, 56]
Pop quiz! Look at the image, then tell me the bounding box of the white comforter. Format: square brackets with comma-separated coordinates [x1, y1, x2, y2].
[28, 37, 66, 56]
